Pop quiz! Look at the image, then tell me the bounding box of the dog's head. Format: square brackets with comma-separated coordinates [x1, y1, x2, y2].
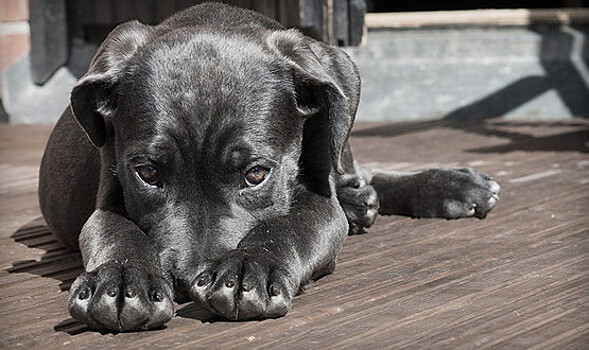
[70, 21, 356, 258]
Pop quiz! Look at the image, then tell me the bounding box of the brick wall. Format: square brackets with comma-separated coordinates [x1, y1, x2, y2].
[0, 0, 30, 98]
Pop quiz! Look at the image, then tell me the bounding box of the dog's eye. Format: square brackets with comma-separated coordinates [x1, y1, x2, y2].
[244, 166, 269, 188]
[136, 165, 160, 186]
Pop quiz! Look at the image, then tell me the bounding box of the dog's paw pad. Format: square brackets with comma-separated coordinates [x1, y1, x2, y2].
[69, 262, 173, 332]
[336, 174, 380, 234]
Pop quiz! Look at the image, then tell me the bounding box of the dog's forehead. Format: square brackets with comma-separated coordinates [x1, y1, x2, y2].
[117, 30, 300, 159]
[133, 30, 292, 118]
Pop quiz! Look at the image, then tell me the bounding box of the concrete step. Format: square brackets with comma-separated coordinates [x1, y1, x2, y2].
[344, 24, 589, 121]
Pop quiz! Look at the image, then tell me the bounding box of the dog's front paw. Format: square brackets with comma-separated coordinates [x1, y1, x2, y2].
[69, 262, 173, 332]
[190, 250, 295, 320]
[414, 168, 500, 219]
[337, 174, 380, 234]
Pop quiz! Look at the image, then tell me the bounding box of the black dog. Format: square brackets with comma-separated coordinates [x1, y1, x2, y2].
[38, 2, 499, 332]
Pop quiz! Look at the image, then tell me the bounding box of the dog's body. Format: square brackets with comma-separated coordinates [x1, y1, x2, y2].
[38, 3, 499, 331]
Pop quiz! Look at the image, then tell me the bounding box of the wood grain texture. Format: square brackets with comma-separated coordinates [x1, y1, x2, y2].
[0, 119, 587, 349]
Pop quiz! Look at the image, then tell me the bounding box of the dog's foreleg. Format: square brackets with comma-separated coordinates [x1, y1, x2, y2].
[68, 209, 174, 332]
[190, 190, 348, 320]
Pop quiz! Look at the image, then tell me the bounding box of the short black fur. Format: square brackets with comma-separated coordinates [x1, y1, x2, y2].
[38, 2, 500, 332]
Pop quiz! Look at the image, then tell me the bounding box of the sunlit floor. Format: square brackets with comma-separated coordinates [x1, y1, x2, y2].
[1, 119, 587, 349]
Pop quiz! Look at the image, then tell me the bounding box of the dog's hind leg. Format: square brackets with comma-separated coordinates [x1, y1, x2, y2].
[363, 166, 501, 220]
[38, 108, 100, 251]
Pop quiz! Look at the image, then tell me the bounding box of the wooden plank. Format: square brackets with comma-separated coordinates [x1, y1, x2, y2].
[252, 0, 277, 19]
[298, 0, 328, 42]
[348, 0, 365, 46]
[276, 0, 300, 28]
[29, 0, 67, 85]
[332, 0, 349, 46]
[134, 0, 158, 24]
[93, 0, 113, 24]
[154, 0, 179, 22]
[174, 0, 198, 12]
[113, 0, 136, 23]
[0, 120, 587, 349]
[226, 0, 251, 9]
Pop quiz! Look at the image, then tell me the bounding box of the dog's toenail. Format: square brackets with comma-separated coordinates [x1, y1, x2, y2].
[79, 289, 89, 300]
[126, 289, 136, 298]
[197, 275, 209, 287]
[269, 284, 280, 297]
[153, 291, 163, 302]
[242, 282, 251, 291]
[225, 279, 236, 288]
[107, 288, 118, 297]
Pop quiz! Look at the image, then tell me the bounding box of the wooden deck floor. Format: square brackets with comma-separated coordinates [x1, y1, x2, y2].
[1, 119, 588, 349]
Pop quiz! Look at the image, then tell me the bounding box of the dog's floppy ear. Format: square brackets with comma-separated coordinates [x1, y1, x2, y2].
[70, 21, 154, 147]
[267, 29, 356, 196]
